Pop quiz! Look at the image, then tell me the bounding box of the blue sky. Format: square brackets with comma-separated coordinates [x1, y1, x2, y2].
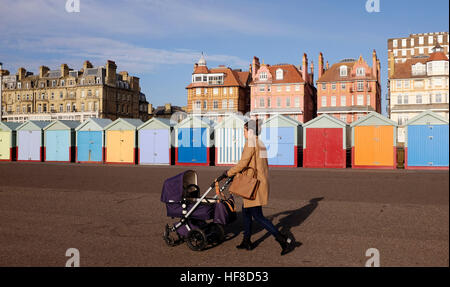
[0, 0, 448, 115]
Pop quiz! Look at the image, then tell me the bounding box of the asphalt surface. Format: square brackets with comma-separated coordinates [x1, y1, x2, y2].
[0, 162, 448, 267]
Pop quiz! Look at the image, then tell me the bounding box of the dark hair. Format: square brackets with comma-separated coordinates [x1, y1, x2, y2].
[244, 119, 259, 135]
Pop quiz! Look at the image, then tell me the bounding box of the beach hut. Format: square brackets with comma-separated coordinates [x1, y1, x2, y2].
[175, 115, 215, 166]
[303, 114, 350, 168]
[0, 122, 20, 161]
[16, 121, 51, 162]
[214, 114, 247, 166]
[44, 120, 80, 162]
[405, 110, 449, 169]
[259, 114, 302, 167]
[75, 118, 112, 163]
[137, 118, 174, 165]
[351, 112, 397, 169]
[104, 118, 143, 164]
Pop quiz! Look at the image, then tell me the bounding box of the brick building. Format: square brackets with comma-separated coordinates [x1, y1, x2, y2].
[316, 51, 381, 124]
[249, 54, 317, 123]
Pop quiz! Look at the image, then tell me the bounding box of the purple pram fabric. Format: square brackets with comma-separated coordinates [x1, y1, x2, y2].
[161, 170, 186, 203]
[213, 196, 236, 225]
[166, 202, 215, 220]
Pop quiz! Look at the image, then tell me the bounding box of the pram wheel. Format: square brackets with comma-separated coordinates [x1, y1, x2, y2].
[186, 229, 207, 251]
[209, 223, 225, 243]
[163, 224, 180, 247]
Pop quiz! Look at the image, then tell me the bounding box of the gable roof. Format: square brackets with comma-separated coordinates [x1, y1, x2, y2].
[303, 114, 348, 128]
[261, 113, 303, 127]
[17, 120, 52, 130]
[75, 118, 112, 131]
[214, 113, 248, 129]
[175, 115, 215, 129]
[44, 120, 81, 130]
[427, 51, 449, 62]
[350, 111, 397, 127]
[251, 64, 305, 85]
[104, 118, 143, 130]
[406, 110, 449, 126]
[138, 117, 174, 130]
[390, 58, 428, 79]
[187, 67, 250, 89]
[0, 122, 21, 131]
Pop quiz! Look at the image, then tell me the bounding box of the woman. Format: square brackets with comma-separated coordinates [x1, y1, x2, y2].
[221, 119, 292, 256]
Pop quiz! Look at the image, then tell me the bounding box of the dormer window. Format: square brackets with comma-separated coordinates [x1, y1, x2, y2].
[259, 72, 268, 81]
[340, 66, 347, 77]
[356, 67, 365, 76]
[276, 69, 283, 80]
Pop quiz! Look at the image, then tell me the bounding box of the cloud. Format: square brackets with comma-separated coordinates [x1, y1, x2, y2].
[0, 35, 249, 74]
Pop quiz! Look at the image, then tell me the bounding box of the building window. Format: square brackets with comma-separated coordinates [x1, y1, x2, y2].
[285, 85, 290, 92]
[419, 47, 424, 54]
[267, 97, 271, 108]
[331, 96, 336, 107]
[67, 104, 71, 112]
[404, 80, 410, 89]
[276, 86, 282, 92]
[95, 102, 98, 111]
[276, 69, 283, 80]
[222, 100, 227, 109]
[38, 105, 42, 113]
[356, 68, 365, 76]
[419, 36, 424, 44]
[428, 36, 433, 44]
[229, 87, 233, 94]
[203, 100, 207, 109]
[81, 91, 85, 98]
[401, 39, 406, 47]
[81, 103, 85, 112]
[397, 95, 402, 105]
[340, 66, 347, 77]
[259, 97, 265, 108]
[322, 84, 326, 90]
[96, 90, 99, 97]
[435, 94, 442, 103]
[341, 83, 346, 90]
[196, 88, 201, 95]
[213, 100, 218, 109]
[267, 85, 272, 92]
[259, 72, 268, 81]
[88, 90, 92, 97]
[357, 95, 364, 105]
[223, 88, 227, 95]
[52, 80, 56, 87]
[340, 114, 347, 123]
[393, 39, 398, 47]
[59, 104, 63, 112]
[73, 104, 76, 112]
[229, 100, 234, 109]
[259, 85, 265, 92]
[294, 97, 300, 107]
[357, 81, 364, 91]
[321, 96, 327, 107]
[213, 88, 218, 95]
[341, 96, 346, 106]
[286, 97, 291, 107]
[396, 80, 402, 89]
[277, 97, 281, 107]
[60, 92, 63, 99]
[366, 95, 371, 105]
[295, 85, 300, 91]
[331, 83, 336, 90]
[416, 94, 422, 104]
[195, 100, 201, 109]
[403, 94, 409, 104]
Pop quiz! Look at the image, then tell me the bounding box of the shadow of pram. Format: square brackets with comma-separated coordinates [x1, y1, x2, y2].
[221, 197, 324, 252]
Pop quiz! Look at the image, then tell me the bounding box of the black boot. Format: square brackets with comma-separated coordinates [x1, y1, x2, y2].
[275, 234, 292, 256]
[236, 237, 253, 250]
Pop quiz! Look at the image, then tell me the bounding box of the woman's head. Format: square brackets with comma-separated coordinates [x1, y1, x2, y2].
[244, 119, 259, 139]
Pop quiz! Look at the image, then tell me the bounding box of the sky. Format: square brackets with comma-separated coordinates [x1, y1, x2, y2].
[0, 0, 449, 115]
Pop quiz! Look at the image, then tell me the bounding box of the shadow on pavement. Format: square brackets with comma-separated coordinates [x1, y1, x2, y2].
[224, 197, 324, 253]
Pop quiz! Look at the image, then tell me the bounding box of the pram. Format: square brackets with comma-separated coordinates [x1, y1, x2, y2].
[161, 170, 235, 251]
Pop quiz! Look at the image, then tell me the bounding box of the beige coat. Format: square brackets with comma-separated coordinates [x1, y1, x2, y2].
[227, 136, 269, 208]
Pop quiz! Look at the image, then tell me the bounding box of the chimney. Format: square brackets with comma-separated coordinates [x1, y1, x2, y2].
[39, 66, 49, 78]
[318, 52, 324, 79]
[377, 59, 381, 82]
[83, 60, 93, 71]
[372, 49, 377, 78]
[105, 60, 117, 87]
[310, 60, 314, 83]
[119, 71, 129, 81]
[302, 53, 308, 82]
[18, 67, 26, 81]
[326, 61, 329, 70]
[252, 56, 260, 79]
[61, 64, 69, 77]
[165, 103, 172, 113]
[388, 51, 395, 78]
[148, 103, 153, 115]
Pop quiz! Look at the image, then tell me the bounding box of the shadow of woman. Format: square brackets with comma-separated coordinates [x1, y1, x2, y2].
[224, 197, 324, 253]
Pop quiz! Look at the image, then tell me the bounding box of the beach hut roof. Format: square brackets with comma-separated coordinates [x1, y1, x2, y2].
[17, 120, 52, 131]
[406, 110, 449, 126]
[44, 120, 81, 130]
[214, 114, 247, 129]
[175, 115, 215, 129]
[261, 113, 303, 127]
[104, 118, 144, 130]
[303, 114, 348, 128]
[0, 122, 21, 131]
[138, 117, 174, 130]
[350, 111, 397, 127]
[76, 118, 113, 131]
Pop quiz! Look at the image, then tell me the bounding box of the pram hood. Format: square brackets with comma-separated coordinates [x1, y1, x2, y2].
[161, 170, 198, 203]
